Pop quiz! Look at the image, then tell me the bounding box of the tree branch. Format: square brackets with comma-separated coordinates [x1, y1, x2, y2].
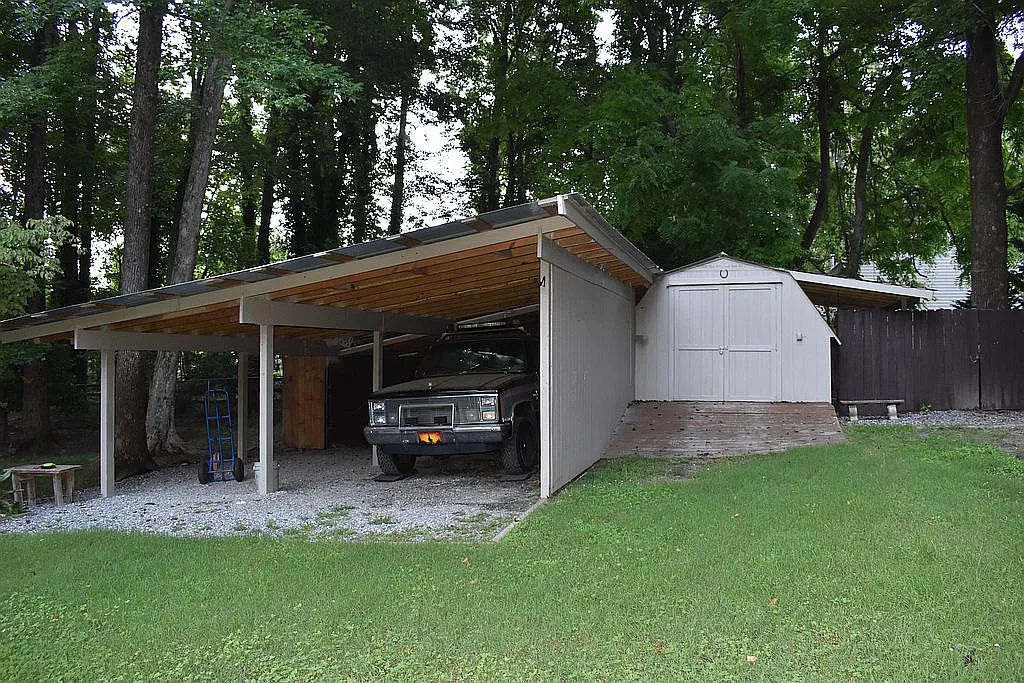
[1007, 178, 1024, 197]
[1003, 52, 1024, 114]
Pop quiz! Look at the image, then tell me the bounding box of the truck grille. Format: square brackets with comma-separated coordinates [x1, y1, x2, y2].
[400, 404, 455, 428]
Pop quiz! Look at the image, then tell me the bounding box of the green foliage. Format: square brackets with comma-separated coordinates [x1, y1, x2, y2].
[2, 430, 1024, 679]
[0, 216, 73, 318]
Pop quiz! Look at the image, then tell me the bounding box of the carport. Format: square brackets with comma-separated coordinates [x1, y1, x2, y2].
[0, 194, 659, 499]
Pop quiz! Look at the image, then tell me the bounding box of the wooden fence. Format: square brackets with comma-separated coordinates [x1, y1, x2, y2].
[834, 309, 1024, 412]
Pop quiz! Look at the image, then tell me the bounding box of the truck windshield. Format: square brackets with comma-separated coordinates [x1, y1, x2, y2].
[416, 338, 529, 377]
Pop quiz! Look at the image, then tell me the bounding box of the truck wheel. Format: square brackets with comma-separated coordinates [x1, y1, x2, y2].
[198, 459, 210, 484]
[378, 451, 416, 476]
[500, 416, 539, 474]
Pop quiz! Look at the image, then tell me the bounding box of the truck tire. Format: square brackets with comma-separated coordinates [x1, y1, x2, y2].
[500, 415, 539, 474]
[378, 451, 416, 476]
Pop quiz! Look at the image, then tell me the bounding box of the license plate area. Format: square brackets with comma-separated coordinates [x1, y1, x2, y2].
[417, 432, 443, 444]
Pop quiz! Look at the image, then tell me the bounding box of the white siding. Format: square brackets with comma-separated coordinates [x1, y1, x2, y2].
[636, 256, 833, 403]
[860, 248, 968, 309]
[539, 239, 634, 498]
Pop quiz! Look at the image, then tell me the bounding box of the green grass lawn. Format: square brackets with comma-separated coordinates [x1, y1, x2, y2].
[1, 427, 1023, 681]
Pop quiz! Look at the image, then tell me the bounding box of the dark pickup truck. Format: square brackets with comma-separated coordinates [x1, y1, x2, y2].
[364, 324, 540, 476]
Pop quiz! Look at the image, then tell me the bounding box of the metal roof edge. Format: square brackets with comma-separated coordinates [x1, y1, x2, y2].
[788, 270, 933, 300]
[551, 194, 662, 281]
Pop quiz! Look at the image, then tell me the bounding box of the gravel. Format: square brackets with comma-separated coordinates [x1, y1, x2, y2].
[842, 409, 1024, 428]
[0, 447, 540, 541]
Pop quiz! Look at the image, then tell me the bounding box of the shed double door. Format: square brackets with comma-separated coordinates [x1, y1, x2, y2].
[670, 283, 781, 401]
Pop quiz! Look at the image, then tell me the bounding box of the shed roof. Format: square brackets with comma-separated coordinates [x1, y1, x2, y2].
[667, 253, 931, 309]
[0, 195, 660, 348]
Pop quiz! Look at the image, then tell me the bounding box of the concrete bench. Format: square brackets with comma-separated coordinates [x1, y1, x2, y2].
[838, 400, 904, 422]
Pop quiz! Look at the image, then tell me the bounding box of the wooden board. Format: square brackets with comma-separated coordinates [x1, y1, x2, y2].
[282, 356, 326, 449]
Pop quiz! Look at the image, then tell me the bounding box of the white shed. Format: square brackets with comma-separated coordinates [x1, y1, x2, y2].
[635, 254, 837, 403]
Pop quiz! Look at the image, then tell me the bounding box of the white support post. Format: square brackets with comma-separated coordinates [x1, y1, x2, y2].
[237, 351, 248, 463]
[99, 349, 115, 497]
[538, 260, 553, 499]
[258, 325, 276, 494]
[371, 329, 383, 468]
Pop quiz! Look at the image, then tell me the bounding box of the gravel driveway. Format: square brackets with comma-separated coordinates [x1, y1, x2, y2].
[0, 447, 540, 541]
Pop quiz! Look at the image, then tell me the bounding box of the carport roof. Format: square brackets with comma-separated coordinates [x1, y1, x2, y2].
[0, 194, 661, 348]
[789, 271, 932, 309]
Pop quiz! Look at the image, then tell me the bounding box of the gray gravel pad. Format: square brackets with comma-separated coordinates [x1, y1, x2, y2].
[0, 447, 540, 542]
[843, 409, 1024, 428]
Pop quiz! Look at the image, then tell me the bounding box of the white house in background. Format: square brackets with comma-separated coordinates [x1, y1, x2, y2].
[860, 248, 968, 309]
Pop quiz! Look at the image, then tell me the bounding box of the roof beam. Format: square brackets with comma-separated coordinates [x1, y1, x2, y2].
[73, 328, 340, 356]
[335, 304, 541, 358]
[75, 329, 256, 353]
[239, 298, 450, 335]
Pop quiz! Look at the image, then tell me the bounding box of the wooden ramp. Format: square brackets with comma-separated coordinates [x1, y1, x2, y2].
[605, 402, 845, 459]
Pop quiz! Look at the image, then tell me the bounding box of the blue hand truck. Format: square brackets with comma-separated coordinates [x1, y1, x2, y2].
[199, 385, 244, 484]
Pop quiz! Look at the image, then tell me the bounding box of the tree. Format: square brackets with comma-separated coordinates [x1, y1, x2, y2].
[19, 17, 58, 448]
[147, 0, 236, 458]
[0, 216, 73, 449]
[117, 0, 168, 476]
[963, 0, 1022, 309]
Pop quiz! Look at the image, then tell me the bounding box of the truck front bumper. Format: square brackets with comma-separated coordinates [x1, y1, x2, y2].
[364, 422, 513, 456]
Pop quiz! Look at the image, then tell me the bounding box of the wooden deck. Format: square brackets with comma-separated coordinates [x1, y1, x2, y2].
[604, 402, 845, 459]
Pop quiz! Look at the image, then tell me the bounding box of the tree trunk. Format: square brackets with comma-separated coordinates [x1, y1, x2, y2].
[845, 124, 873, 278]
[965, 0, 1009, 310]
[257, 109, 278, 265]
[388, 87, 410, 236]
[239, 98, 258, 263]
[117, 0, 167, 476]
[0, 406, 8, 452]
[20, 21, 56, 449]
[352, 96, 377, 243]
[734, 38, 748, 127]
[147, 7, 233, 459]
[168, 64, 204, 272]
[483, 136, 501, 211]
[57, 21, 82, 309]
[801, 24, 831, 253]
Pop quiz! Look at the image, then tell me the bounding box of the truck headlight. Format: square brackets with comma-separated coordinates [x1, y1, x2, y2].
[369, 400, 388, 425]
[478, 394, 498, 421]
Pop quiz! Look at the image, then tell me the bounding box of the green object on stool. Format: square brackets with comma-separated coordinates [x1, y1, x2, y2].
[41, 462, 56, 469]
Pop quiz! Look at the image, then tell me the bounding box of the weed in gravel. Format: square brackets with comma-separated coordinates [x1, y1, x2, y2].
[316, 505, 354, 526]
[265, 519, 279, 530]
[232, 523, 249, 533]
[369, 515, 394, 525]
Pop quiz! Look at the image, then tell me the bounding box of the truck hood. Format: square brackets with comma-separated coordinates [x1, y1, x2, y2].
[372, 373, 531, 397]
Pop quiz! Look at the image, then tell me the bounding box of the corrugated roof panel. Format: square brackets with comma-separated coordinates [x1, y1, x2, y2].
[477, 202, 547, 228]
[97, 292, 161, 307]
[336, 239, 406, 259]
[221, 270, 278, 283]
[271, 254, 337, 273]
[404, 221, 477, 245]
[160, 281, 219, 296]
